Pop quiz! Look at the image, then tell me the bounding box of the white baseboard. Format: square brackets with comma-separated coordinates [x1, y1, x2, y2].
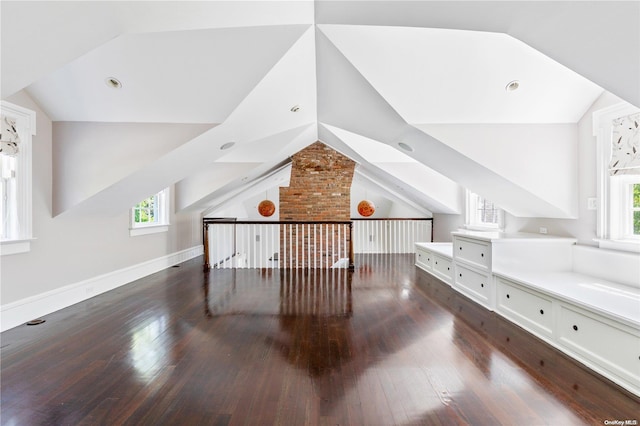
[0, 245, 203, 332]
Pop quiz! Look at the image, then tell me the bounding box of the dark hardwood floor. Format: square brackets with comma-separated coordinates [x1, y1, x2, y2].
[1, 254, 638, 425]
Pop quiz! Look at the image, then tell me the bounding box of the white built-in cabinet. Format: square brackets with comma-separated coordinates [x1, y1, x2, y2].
[416, 231, 640, 396]
[451, 230, 576, 310]
[416, 243, 453, 285]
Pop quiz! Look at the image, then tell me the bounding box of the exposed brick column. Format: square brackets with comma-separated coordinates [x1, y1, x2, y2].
[280, 142, 355, 268]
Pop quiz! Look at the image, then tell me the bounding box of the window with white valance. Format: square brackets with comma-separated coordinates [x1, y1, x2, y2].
[1, 114, 21, 156]
[609, 112, 639, 176]
[0, 101, 36, 255]
[593, 104, 640, 252]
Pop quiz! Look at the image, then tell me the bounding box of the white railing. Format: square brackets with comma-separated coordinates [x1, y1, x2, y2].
[203, 218, 431, 269]
[280, 222, 351, 269]
[353, 219, 432, 253]
[203, 220, 353, 269]
[207, 222, 280, 269]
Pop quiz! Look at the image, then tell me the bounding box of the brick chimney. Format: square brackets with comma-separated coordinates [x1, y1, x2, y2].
[279, 142, 356, 268]
[280, 142, 355, 221]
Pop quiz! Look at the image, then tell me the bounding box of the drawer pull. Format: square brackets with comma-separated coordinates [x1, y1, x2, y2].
[573, 325, 578, 331]
[539, 309, 544, 315]
[506, 294, 510, 299]
[435, 261, 438, 265]
[459, 246, 462, 250]
[459, 273, 462, 277]
[480, 283, 484, 288]
[481, 253, 484, 257]
[447, 267, 450, 271]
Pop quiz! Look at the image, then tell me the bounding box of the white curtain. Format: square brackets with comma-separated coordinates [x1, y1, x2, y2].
[1, 114, 21, 156]
[609, 112, 640, 175]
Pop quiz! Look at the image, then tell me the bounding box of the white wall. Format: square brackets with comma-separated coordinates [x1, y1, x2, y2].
[431, 91, 626, 244]
[1, 91, 203, 307]
[417, 122, 579, 218]
[52, 121, 215, 215]
[175, 162, 261, 212]
[350, 178, 432, 219]
[432, 213, 465, 242]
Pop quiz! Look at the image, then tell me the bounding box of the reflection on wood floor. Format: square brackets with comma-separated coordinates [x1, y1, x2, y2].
[1, 254, 638, 425]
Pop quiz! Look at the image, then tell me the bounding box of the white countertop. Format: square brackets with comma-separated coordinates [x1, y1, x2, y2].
[493, 269, 640, 327]
[415, 242, 453, 258]
[452, 230, 577, 244]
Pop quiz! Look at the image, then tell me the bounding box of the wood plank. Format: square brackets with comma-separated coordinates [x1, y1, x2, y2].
[1, 254, 638, 424]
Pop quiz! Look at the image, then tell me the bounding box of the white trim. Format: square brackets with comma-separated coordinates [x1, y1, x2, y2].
[131, 187, 170, 229]
[0, 102, 36, 136]
[594, 239, 640, 253]
[593, 102, 640, 250]
[129, 225, 169, 237]
[0, 238, 36, 256]
[465, 190, 504, 231]
[462, 224, 500, 232]
[1, 101, 36, 246]
[0, 245, 203, 332]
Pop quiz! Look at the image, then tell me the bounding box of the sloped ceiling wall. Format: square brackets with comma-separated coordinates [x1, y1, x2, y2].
[2, 1, 638, 221]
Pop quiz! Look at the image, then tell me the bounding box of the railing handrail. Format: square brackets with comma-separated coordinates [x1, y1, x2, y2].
[204, 218, 430, 223]
[350, 218, 432, 221]
[203, 219, 353, 225]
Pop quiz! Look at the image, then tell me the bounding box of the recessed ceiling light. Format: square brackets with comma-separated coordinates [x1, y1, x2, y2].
[505, 80, 520, 92]
[398, 142, 413, 152]
[220, 142, 235, 150]
[105, 77, 122, 89]
[290, 105, 300, 112]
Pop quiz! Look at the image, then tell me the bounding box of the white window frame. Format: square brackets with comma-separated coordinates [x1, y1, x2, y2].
[593, 103, 640, 252]
[610, 175, 640, 241]
[632, 182, 640, 238]
[129, 187, 170, 236]
[464, 190, 504, 231]
[0, 101, 36, 256]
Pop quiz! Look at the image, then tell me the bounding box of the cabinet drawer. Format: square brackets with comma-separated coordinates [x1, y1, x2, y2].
[454, 264, 490, 306]
[432, 254, 453, 285]
[558, 304, 640, 386]
[416, 248, 432, 271]
[454, 237, 490, 270]
[496, 277, 553, 338]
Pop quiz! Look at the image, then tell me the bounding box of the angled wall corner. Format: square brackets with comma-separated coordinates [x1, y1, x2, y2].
[52, 122, 217, 216]
[415, 123, 580, 219]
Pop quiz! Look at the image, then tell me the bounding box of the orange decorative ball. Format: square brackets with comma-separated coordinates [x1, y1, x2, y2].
[258, 200, 276, 217]
[357, 200, 375, 217]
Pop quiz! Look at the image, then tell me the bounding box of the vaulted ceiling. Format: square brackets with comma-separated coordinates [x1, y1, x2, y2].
[2, 1, 638, 219]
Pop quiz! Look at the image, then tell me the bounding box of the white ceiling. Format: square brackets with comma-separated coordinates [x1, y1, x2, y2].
[27, 25, 310, 123]
[1, 1, 638, 218]
[320, 24, 602, 123]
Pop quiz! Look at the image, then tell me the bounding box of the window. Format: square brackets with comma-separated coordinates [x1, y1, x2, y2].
[633, 183, 640, 236]
[465, 191, 503, 230]
[1, 101, 36, 256]
[130, 188, 170, 236]
[1, 154, 19, 239]
[610, 176, 640, 240]
[593, 104, 640, 252]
